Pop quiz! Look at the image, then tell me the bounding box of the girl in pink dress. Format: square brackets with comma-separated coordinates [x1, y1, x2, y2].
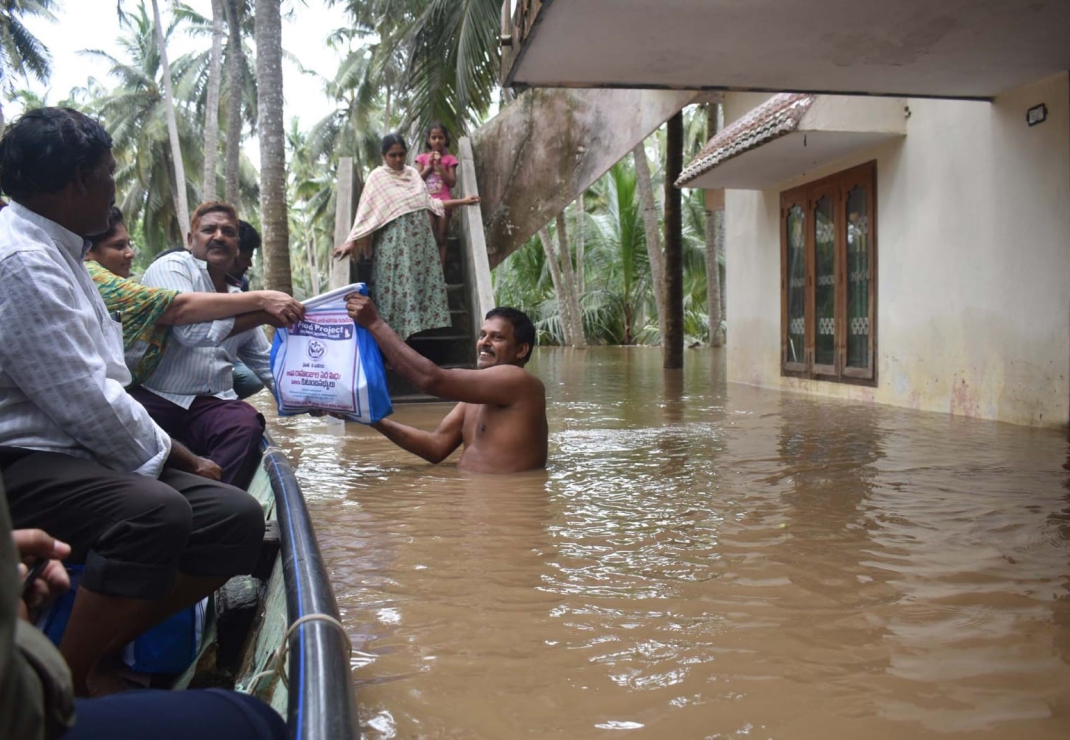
[414, 122, 460, 265]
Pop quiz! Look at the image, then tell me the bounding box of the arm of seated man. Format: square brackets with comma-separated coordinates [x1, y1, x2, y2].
[372, 403, 465, 464]
[160, 290, 304, 330]
[142, 256, 235, 347]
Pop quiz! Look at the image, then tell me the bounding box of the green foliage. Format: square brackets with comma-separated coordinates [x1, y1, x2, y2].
[0, 0, 55, 91]
[82, 2, 201, 255]
[332, 0, 500, 138]
[494, 111, 722, 348]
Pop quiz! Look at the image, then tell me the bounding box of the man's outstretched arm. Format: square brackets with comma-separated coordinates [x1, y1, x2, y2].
[347, 294, 538, 405]
[372, 403, 465, 464]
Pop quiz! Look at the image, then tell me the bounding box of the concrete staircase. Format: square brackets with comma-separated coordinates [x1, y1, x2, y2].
[385, 235, 476, 403]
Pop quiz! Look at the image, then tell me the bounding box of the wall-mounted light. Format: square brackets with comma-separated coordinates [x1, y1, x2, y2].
[1026, 103, 1047, 127]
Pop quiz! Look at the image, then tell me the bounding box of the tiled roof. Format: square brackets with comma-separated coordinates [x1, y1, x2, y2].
[676, 93, 816, 187]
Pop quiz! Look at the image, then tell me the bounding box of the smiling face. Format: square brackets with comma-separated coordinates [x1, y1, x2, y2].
[428, 129, 447, 153]
[188, 209, 239, 271]
[88, 222, 135, 278]
[382, 143, 407, 171]
[476, 315, 531, 369]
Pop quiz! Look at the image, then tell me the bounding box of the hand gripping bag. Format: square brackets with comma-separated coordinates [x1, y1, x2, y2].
[269, 282, 393, 423]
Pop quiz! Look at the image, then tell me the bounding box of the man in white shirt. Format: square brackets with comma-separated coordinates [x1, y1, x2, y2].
[130, 203, 284, 490]
[0, 108, 265, 695]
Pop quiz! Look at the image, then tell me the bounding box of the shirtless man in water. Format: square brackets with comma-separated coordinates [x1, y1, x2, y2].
[346, 294, 547, 473]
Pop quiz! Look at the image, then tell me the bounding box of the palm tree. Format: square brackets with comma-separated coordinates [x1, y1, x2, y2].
[255, 0, 292, 293]
[633, 139, 667, 337]
[585, 159, 653, 345]
[86, 2, 201, 254]
[147, 0, 190, 233]
[335, 0, 500, 138]
[223, 0, 246, 202]
[705, 103, 725, 346]
[0, 0, 56, 127]
[287, 118, 337, 298]
[201, 0, 225, 201]
[171, 0, 258, 210]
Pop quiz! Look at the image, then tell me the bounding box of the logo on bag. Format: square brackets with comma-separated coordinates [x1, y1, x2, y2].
[307, 340, 326, 360]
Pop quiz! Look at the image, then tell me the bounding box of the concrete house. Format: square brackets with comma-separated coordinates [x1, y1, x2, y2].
[502, 0, 1070, 427]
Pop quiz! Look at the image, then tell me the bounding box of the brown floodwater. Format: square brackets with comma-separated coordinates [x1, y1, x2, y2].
[259, 347, 1070, 739]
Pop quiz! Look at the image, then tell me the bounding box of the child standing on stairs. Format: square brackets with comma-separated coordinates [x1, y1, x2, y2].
[415, 122, 460, 266]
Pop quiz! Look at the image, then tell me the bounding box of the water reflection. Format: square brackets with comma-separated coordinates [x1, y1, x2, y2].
[255, 348, 1070, 739]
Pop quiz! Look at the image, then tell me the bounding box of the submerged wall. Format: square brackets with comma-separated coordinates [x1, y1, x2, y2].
[724, 73, 1070, 427]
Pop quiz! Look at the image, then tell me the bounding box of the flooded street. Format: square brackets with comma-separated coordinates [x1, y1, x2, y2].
[260, 347, 1070, 739]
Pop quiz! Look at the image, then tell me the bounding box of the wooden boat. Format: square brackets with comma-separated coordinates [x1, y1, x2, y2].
[174, 435, 360, 739]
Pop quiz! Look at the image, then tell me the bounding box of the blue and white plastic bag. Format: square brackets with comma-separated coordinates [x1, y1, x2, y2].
[270, 282, 393, 423]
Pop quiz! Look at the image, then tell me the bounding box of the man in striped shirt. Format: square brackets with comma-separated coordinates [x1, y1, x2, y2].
[129, 202, 297, 490]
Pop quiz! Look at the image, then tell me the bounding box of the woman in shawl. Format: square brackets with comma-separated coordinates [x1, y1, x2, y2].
[85, 207, 304, 385]
[333, 133, 479, 340]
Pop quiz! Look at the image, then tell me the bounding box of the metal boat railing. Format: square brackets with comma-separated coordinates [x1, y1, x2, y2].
[261, 437, 360, 740]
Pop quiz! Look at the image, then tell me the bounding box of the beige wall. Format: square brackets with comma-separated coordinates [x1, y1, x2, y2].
[724, 73, 1070, 427]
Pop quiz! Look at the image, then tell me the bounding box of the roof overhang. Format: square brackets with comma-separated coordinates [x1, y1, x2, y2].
[503, 0, 1070, 100]
[677, 94, 906, 190]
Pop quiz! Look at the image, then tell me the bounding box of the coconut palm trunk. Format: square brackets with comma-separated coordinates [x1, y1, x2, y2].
[538, 226, 578, 346]
[255, 0, 292, 294]
[706, 103, 725, 347]
[150, 0, 190, 234]
[307, 233, 321, 295]
[554, 212, 587, 347]
[663, 112, 684, 369]
[575, 193, 585, 293]
[201, 0, 225, 202]
[223, 0, 244, 204]
[633, 141, 667, 339]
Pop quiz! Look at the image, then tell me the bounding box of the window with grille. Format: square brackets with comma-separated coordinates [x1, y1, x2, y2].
[780, 161, 876, 383]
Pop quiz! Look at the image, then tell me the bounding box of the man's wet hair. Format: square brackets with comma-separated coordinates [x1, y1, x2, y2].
[238, 220, 261, 254]
[0, 107, 113, 201]
[486, 307, 536, 365]
[89, 206, 126, 248]
[190, 201, 238, 235]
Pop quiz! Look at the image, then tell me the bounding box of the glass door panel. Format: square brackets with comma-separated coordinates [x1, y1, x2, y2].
[846, 184, 870, 370]
[812, 194, 836, 368]
[786, 204, 806, 365]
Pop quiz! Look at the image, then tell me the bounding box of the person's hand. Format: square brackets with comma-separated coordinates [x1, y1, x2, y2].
[193, 457, 223, 481]
[346, 293, 381, 329]
[13, 529, 71, 620]
[462, 195, 480, 206]
[256, 291, 305, 327]
[333, 240, 355, 260]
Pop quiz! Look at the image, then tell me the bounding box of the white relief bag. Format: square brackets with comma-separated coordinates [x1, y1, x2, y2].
[269, 282, 393, 423]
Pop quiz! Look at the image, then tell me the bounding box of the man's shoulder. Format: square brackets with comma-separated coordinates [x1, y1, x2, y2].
[0, 214, 52, 260]
[150, 249, 194, 267]
[0, 235, 65, 280]
[142, 250, 199, 285]
[482, 364, 546, 395]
